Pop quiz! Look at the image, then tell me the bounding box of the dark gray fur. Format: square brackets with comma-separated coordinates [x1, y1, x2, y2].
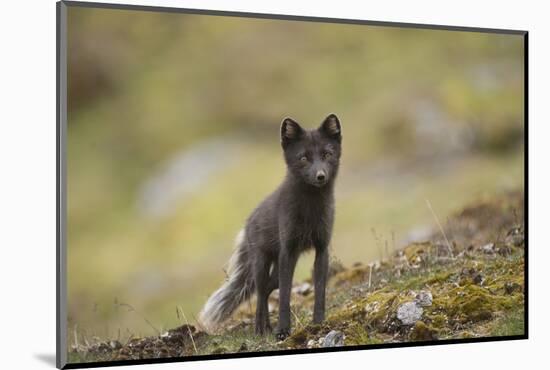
[199, 114, 342, 340]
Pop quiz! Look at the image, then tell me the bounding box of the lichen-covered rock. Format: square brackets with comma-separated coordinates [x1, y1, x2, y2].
[505, 227, 524, 247]
[322, 330, 345, 347]
[238, 342, 248, 352]
[109, 340, 122, 350]
[415, 291, 433, 307]
[504, 282, 522, 295]
[481, 243, 495, 254]
[472, 272, 484, 285]
[397, 302, 423, 325]
[497, 244, 513, 256]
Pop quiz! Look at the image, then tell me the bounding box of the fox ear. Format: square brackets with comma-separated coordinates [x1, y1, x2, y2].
[319, 114, 342, 142]
[281, 117, 304, 146]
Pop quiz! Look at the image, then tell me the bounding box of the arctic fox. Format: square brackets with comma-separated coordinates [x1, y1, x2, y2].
[199, 114, 342, 340]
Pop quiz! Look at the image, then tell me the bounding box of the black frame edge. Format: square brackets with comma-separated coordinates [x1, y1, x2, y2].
[62, 335, 528, 369]
[523, 32, 529, 339]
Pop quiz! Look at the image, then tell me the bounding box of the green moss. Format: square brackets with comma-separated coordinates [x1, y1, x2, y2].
[403, 242, 434, 263]
[410, 321, 438, 341]
[426, 313, 449, 330]
[427, 282, 523, 326]
[211, 346, 227, 354]
[426, 271, 454, 285]
[490, 309, 525, 337]
[286, 324, 323, 347]
[344, 322, 384, 345]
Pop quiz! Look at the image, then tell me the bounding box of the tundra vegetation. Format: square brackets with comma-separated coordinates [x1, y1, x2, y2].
[70, 190, 525, 362]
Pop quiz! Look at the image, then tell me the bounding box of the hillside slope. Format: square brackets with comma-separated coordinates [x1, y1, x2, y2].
[70, 190, 525, 363]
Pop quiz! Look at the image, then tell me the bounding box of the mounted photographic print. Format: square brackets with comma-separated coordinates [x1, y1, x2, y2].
[56, 1, 528, 368]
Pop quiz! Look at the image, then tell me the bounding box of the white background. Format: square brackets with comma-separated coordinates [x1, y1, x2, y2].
[0, 0, 546, 368]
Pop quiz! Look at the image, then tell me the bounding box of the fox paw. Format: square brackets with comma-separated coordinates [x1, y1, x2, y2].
[275, 329, 290, 341]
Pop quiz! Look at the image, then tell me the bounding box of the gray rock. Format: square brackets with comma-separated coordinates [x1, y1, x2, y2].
[415, 290, 433, 307]
[322, 330, 345, 347]
[497, 244, 513, 256]
[238, 342, 248, 352]
[505, 227, 524, 247]
[472, 272, 484, 285]
[481, 243, 495, 254]
[397, 302, 423, 325]
[293, 282, 313, 296]
[109, 340, 122, 350]
[504, 282, 522, 294]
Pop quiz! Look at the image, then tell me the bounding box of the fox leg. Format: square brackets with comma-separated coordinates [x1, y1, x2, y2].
[254, 261, 280, 333]
[313, 246, 329, 324]
[276, 247, 299, 340]
[254, 255, 272, 335]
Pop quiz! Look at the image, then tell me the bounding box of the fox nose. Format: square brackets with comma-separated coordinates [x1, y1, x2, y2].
[316, 171, 326, 182]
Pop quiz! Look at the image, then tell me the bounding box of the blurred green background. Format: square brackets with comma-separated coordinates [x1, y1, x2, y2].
[67, 7, 524, 341]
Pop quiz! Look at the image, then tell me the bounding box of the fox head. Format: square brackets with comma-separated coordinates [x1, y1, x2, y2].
[280, 114, 342, 188]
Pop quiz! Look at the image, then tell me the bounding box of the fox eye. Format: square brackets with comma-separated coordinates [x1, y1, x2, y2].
[323, 152, 332, 159]
[300, 156, 308, 162]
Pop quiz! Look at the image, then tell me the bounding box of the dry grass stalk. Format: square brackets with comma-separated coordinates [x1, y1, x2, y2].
[177, 306, 198, 354]
[425, 199, 454, 258]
